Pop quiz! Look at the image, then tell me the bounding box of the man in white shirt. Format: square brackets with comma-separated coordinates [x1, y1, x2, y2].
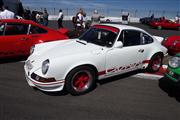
[76, 12, 83, 28]
[58, 9, 64, 28]
[76, 8, 86, 30]
[0, 6, 15, 19]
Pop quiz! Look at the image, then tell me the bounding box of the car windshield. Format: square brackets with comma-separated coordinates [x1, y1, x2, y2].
[79, 26, 118, 47]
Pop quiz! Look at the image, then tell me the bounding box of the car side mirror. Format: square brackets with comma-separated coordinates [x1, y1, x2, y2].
[114, 41, 123, 48]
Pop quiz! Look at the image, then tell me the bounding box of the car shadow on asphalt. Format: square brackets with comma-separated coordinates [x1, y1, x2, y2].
[159, 77, 180, 102]
[42, 90, 69, 96]
[32, 87, 69, 96]
[39, 70, 142, 96]
[98, 70, 141, 85]
[0, 57, 27, 64]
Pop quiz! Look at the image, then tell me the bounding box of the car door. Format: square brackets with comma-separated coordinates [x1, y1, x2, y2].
[5, 23, 30, 56]
[163, 20, 176, 29]
[26, 25, 48, 48]
[106, 30, 147, 76]
[16, 24, 48, 55]
[0, 23, 8, 57]
[0, 22, 29, 58]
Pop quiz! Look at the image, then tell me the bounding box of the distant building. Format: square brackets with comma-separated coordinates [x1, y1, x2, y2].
[0, 0, 24, 16]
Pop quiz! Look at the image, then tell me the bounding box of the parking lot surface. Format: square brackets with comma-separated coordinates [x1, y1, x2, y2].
[0, 21, 180, 120]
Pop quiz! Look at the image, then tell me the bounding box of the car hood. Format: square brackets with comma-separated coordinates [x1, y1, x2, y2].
[31, 39, 104, 60]
[164, 36, 180, 46]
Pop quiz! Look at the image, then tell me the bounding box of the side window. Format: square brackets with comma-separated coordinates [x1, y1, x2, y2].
[30, 26, 47, 34]
[141, 33, 153, 44]
[117, 31, 123, 42]
[5, 23, 28, 35]
[0, 24, 5, 35]
[121, 30, 141, 47]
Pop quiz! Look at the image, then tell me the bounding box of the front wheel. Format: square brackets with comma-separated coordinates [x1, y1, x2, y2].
[65, 66, 96, 95]
[178, 27, 180, 31]
[146, 53, 163, 73]
[157, 26, 162, 30]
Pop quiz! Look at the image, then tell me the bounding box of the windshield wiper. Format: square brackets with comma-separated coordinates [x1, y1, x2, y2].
[76, 39, 87, 45]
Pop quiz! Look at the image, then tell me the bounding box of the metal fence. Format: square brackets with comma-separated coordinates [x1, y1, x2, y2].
[24, 6, 179, 19]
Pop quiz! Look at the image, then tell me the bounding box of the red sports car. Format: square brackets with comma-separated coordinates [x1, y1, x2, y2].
[0, 19, 68, 59]
[162, 36, 180, 55]
[150, 19, 180, 30]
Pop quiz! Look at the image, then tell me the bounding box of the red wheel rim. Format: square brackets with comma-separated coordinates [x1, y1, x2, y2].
[72, 71, 91, 91]
[152, 56, 161, 71]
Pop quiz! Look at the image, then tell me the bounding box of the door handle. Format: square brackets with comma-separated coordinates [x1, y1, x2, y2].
[31, 35, 39, 38]
[138, 49, 144, 53]
[20, 37, 29, 40]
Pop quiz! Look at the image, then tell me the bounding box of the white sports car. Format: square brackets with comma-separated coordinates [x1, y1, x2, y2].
[24, 24, 167, 95]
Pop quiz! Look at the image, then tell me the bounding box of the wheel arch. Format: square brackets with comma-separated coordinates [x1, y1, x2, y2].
[65, 64, 98, 81]
[143, 51, 164, 69]
[153, 51, 164, 57]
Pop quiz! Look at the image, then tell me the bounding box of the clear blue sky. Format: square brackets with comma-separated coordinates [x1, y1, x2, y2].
[21, 0, 179, 11]
[21, 0, 180, 18]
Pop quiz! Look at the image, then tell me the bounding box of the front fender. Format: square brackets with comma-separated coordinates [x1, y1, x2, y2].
[47, 53, 106, 81]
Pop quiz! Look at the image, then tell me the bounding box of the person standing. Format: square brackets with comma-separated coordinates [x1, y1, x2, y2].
[91, 9, 104, 26]
[43, 8, 49, 26]
[0, 6, 15, 19]
[58, 9, 63, 28]
[175, 15, 179, 23]
[23, 8, 31, 20]
[76, 8, 84, 30]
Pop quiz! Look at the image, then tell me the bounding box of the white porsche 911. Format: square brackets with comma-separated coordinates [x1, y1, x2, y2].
[24, 24, 167, 95]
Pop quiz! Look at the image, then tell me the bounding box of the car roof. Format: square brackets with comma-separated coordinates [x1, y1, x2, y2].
[0, 19, 53, 31]
[0, 19, 36, 24]
[100, 23, 146, 33]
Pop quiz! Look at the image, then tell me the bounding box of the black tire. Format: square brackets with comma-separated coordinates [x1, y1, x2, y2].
[146, 53, 163, 73]
[106, 19, 110, 22]
[65, 66, 96, 95]
[178, 27, 180, 31]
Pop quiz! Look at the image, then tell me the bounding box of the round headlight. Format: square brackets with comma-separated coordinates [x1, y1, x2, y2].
[42, 59, 50, 75]
[168, 57, 180, 68]
[30, 45, 35, 55]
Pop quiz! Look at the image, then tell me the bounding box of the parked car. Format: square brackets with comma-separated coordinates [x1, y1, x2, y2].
[165, 53, 180, 83]
[24, 24, 167, 95]
[0, 19, 68, 59]
[150, 19, 180, 30]
[139, 17, 159, 25]
[100, 17, 121, 23]
[162, 36, 180, 55]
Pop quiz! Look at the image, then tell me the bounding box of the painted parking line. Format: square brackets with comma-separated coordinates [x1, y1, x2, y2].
[133, 65, 167, 80]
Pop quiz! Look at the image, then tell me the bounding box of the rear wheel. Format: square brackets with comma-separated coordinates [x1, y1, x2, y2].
[65, 66, 96, 95]
[146, 53, 163, 73]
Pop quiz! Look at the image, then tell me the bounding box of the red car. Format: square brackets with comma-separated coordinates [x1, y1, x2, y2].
[150, 19, 180, 30]
[162, 36, 180, 55]
[0, 19, 68, 59]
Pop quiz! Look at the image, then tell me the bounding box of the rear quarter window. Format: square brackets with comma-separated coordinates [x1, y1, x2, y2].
[30, 26, 47, 34]
[5, 23, 29, 35]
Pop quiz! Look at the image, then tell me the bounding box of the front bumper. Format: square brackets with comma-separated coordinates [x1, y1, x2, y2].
[24, 65, 65, 92]
[165, 68, 180, 83]
[168, 48, 180, 55]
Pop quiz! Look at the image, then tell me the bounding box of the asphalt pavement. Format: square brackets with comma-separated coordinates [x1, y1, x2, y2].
[0, 21, 180, 120]
[48, 20, 180, 38]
